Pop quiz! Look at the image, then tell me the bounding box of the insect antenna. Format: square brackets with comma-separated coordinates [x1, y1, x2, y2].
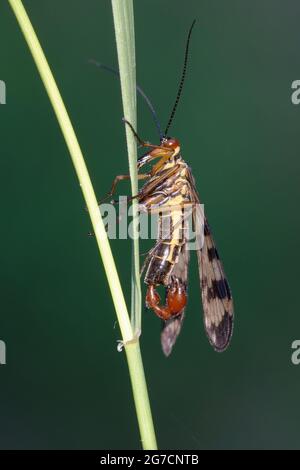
[164, 19, 196, 137]
[89, 59, 164, 140]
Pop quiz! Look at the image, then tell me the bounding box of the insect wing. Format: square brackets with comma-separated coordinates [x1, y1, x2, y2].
[188, 170, 234, 351]
[161, 243, 189, 356]
[161, 313, 185, 357]
[198, 220, 233, 351]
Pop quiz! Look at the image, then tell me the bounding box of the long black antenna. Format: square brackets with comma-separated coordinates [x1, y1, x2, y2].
[164, 19, 196, 136]
[89, 59, 164, 140]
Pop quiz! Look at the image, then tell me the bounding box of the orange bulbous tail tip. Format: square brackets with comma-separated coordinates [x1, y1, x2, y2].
[146, 284, 187, 321]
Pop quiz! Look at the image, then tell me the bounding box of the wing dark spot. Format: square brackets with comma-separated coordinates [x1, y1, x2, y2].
[204, 221, 211, 236]
[207, 247, 220, 262]
[224, 278, 232, 300]
[212, 279, 231, 300]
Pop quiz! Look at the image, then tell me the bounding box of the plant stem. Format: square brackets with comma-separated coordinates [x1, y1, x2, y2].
[125, 342, 157, 449]
[8, 0, 157, 450]
[111, 0, 142, 334]
[111, 0, 157, 449]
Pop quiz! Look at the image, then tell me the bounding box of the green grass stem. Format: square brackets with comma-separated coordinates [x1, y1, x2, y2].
[8, 0, 157, 450]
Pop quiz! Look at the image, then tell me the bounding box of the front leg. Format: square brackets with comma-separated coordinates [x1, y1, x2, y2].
[99, 173, 149, 204]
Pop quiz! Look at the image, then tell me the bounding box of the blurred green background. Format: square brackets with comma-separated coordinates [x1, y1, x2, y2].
[0, 0, 300, 450]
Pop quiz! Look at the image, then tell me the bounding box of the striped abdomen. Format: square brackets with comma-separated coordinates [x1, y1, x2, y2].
[144, 209, 186, 286]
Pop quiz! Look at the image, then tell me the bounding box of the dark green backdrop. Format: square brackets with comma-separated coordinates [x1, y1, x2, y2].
[0, 0, 300, 450]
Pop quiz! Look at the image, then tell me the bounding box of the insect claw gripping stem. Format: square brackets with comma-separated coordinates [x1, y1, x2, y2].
[122, 117, 144, 146]
[122, 118, 166, 151]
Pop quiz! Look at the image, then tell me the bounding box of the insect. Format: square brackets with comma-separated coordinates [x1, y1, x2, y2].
[98, 20, 234, 356]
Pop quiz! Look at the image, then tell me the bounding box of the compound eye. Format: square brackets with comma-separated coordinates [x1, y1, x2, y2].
[165, 138, 180, 149]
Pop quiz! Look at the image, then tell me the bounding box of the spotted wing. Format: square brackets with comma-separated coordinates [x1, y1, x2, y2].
[161, 243, 189, 356]
[188, 169, 234, 351]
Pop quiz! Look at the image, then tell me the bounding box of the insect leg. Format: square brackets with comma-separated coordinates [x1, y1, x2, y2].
[99, 173, 148, 204]
[123, 118, 169, 152]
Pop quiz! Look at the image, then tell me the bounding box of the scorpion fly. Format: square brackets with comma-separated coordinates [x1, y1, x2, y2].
[98, 20, 234, 356]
